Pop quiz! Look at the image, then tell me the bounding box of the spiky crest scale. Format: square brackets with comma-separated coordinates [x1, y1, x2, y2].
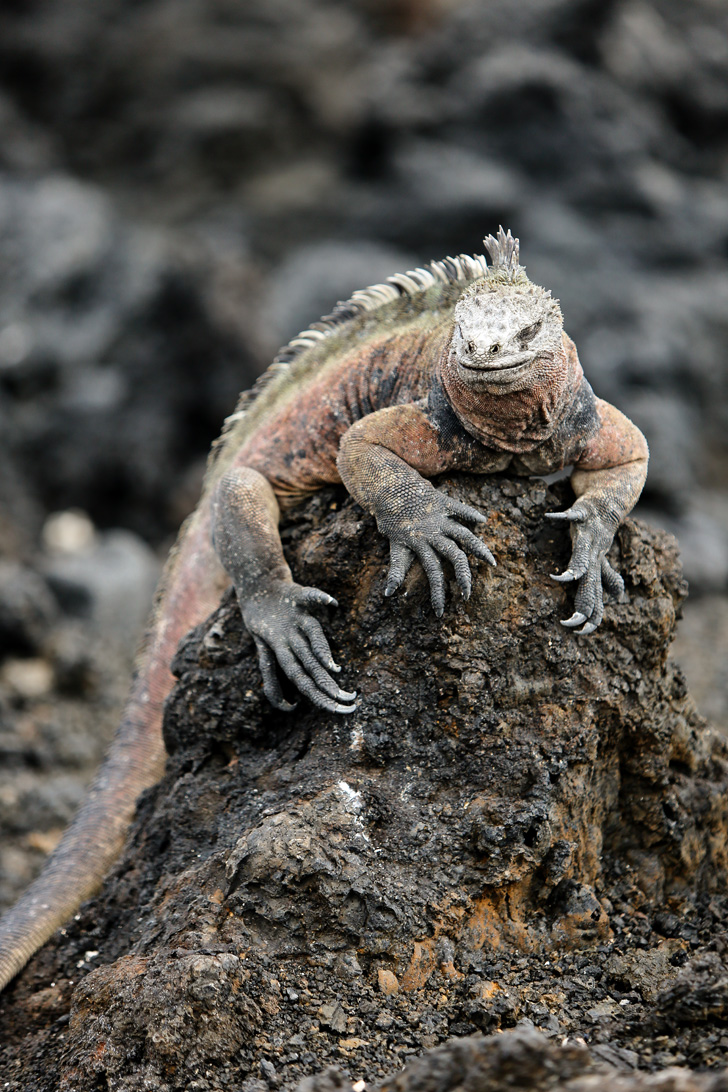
[483, 226, 528, 285]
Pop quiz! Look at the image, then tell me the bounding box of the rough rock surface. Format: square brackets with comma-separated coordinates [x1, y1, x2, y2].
[1, 476, 727, 1090]
[364, 1029, 728, 1092]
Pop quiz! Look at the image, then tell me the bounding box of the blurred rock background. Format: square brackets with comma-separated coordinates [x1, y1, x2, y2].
[0, 0, 727, 903]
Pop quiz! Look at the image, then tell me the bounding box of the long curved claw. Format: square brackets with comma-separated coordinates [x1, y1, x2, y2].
[548, 501, 618, 637]
[561, 612, 587, 628]
[243, 582, 356, 713]
[379, 488, 495, 614]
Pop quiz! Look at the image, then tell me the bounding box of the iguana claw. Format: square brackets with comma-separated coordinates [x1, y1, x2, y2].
[379, 489, 495, 616]
[561, 611, 587, 628]
[547, 502, 623, 635]
[241, 583, 357, 714]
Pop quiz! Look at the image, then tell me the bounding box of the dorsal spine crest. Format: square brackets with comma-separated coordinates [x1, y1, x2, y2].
[483, 227, 527, 285]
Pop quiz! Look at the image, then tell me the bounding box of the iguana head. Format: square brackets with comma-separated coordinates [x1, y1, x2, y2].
[447, 228, 564, 394]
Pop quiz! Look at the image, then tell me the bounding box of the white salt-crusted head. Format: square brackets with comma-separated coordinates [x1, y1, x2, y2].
[450, 231, 564, 390]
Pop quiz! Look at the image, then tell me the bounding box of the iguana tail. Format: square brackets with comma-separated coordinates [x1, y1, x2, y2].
[0, 504, 227, 993]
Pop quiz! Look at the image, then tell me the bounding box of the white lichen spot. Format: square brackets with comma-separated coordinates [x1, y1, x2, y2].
[336, 780, 363, 811]
[336, 781, 371, 843]
[349, 726, 364, 752]
[76, 950, 99, 969]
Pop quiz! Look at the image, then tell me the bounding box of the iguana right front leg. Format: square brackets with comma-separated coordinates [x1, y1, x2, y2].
[337, 402, 501, 615]
[213, 468, 357, 714]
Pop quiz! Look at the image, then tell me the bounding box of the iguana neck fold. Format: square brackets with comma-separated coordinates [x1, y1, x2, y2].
[439, 331, 583, 454]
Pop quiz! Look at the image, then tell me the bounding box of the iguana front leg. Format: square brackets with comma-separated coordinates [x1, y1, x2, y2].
[213, 467, 357, 713]
[337, 402, 500, 615]
[549, 399, 649, 634]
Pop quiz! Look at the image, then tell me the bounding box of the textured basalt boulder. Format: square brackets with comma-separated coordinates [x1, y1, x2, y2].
[351, 1028, 728, 1092]
[317, 1028, 728, 1092]
[0, 475, 727, 1090]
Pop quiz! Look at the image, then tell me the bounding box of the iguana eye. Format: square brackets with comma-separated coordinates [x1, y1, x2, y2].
[518, 319, 543, 345]
[489, 343, 501, 355]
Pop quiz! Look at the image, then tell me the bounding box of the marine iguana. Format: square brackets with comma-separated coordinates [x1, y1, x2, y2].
[0, 228, 648, 991]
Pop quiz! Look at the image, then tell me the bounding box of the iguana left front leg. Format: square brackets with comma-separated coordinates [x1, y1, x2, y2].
[213, 467, 357, 713]
[337, 401, 503, 615]
[549, 399, 648, 634]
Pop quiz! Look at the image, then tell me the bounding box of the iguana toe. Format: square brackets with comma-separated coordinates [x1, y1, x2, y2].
[415, 542, 447, 616]
[385, 542, 415, 597]
[601, 557, 625, 601]
[254, 638, 299, 711]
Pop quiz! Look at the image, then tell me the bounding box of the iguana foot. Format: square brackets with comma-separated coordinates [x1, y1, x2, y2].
[241, 583, 357, 713]
[547, 502, 624, 635]
[380, 489, 496, 617]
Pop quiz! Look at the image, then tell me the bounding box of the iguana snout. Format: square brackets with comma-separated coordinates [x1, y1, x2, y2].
[453, 327, 537, 375]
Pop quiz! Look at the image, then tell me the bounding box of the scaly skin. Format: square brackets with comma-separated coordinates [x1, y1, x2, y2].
[0, 229, 648, 991]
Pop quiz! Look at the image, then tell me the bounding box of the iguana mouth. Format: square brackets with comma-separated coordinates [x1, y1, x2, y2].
[459, 356, 532, 373]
